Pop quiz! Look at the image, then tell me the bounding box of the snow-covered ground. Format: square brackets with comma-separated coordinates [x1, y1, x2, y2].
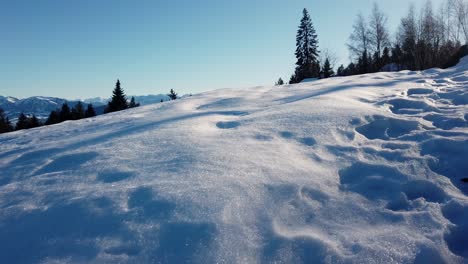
[0, 58, 467, 264]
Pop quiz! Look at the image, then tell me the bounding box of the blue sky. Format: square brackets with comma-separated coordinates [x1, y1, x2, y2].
[0, 0, 444, 99]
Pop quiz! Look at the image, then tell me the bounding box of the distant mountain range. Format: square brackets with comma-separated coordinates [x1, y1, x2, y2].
[0, 94, 171, 121]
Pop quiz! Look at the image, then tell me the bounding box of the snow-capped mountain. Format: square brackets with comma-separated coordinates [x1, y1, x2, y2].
[0, 96, 88, 120]
[0, 59, 467, 263]
[0, 94, 172, 121]
[83, 94, 172, 106]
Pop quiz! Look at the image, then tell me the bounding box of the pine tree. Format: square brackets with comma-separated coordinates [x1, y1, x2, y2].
[321, 58, 334, 78]
[358, 50, 370, 74]
[275, 78, 284, 85]
[167, 89, 178, 100]
[289, 74, 298, 84]
[345, 62, 357, 76]
[129, 96, 140, 108]
[336, 65, 345, 76]
[30, 115, 41, 128]
[292, 8, 320, 83]
[391, 44, 404, 70]
[371, 51, 380, 72]
[105, 79, 128, 113]
[85, 104, 96, 118]
[59, 103, 72, 122]
[0, 108, 13, 133]
[71, 102, 85, 120]
[381, 46, 391, 66]
[15, 113, 30, 130]
[45, 110, 61, 125]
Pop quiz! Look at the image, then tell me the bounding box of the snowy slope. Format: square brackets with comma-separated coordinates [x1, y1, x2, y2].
[0, 59, 467, 263]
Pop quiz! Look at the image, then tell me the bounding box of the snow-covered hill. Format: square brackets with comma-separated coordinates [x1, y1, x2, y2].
[0, 59, 467, 263]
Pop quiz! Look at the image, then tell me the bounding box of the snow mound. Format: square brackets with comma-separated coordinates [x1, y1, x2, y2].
[0, 63, 467, 263]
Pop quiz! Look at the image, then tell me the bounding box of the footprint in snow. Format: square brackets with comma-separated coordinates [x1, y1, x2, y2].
[216, 121, 240, 129]
[97, 171, 134, 183]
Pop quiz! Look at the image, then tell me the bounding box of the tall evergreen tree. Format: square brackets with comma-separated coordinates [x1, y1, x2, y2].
[30, 115, 41, 128]
[15, 113, 30, 130]
[85, 104, 96, 118]
[292, 8, 320, 83]
[381, 46, 391, 66]
[167, 89, 178, 100]
[321, 58, 334, 78]
[336, 65, 345, 76]
[105, 79, 128, 113]
[0, 108, 13, 133]
[391, 44, 405, 70]
[59, 103, 72, 122]
[45, 110, 61, 125]
[345, 62, 358, 76]
[358, 50, 371, 74]
[71, 101, 85, 120]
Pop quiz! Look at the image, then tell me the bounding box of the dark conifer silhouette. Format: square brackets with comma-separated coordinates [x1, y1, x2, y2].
[168, 89, 178, 100]
[59, 103, 72, 122]
[275, 78, 284, 85]
[85, 104, 96, 118]
[71, 102, 85, 120]
[336, 65, 345, 76]
[15, 113, 30, 130]
[291, 8, 320, 83]
[30, 115, 41, 128]
[105, 79, 128, 113]
[381, 47, 391, 67]
[321, 58, 334, 78]
[358, 50, 370, 74]
[129, 96, 140, 108]
[0, 108, 13, 133]
[45, 110, 61, 125]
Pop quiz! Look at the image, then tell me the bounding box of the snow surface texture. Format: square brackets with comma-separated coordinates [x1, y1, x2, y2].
[0, 59, 468, 264]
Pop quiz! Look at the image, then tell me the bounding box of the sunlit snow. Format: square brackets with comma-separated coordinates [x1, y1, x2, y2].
[0, 58, 467, 263]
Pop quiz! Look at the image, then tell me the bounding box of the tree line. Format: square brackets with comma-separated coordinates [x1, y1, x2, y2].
[0, 79, 181, 134]
[277, 0, 468, 84]
[341, 0, 467, 76]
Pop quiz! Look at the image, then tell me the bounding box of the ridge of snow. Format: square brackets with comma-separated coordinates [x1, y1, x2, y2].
[0, 62, 467, 263]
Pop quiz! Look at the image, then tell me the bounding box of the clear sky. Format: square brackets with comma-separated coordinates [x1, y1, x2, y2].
[0, 0, 444, 99]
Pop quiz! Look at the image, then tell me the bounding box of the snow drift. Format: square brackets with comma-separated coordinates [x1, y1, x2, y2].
[0, 58, 467, 263]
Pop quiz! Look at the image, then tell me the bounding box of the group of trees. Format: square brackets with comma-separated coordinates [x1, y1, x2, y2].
[104, 79, 140, 113]
[0, 101, 99, 134]
[0, 78, 182, 135]
[340, 0, 468, 76]
[277, 1, 468, 84]
[45, 102, 97, 126]
[284, 8, 340, 84]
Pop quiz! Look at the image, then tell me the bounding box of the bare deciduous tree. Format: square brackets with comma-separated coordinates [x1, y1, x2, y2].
[369, 3, 390, 58]
[347, 13, 370, 60]
[453, 0, 468, 43]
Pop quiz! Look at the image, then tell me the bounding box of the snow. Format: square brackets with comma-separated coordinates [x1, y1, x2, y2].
[0, 59, 468, 263]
